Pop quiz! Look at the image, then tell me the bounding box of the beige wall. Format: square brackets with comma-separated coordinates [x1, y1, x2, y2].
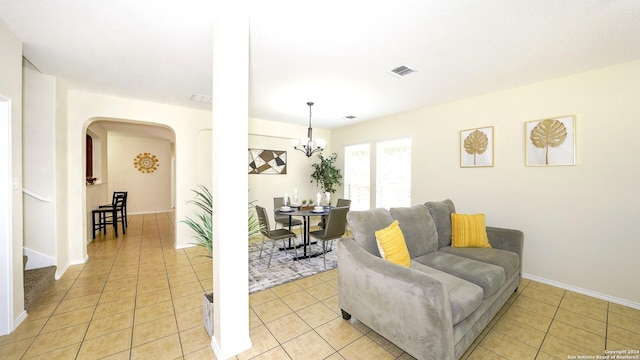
[67, 91, 212, 263]
[0, 19, 25, 333]
[54, 78, 69, 276]
[248, 117, 331, 228]
[195, 129, 212, 188]
[22, 66, 56, 264]
[193, 116, 331, 229]
[22, 64, 71, 278]
[107, 135, 172, 214]
[331, 60, 640, 306]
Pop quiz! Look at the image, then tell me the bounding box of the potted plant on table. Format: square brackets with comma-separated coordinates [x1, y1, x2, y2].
[300, 199, 316, 210]
[182, 185, 262, 337]
[310, 153, 343, 203]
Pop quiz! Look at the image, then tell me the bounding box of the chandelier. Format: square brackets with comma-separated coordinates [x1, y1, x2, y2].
[293, 102, 326, 157]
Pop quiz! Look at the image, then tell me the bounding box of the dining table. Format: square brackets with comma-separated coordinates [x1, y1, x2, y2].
[275, 206, 330, 259]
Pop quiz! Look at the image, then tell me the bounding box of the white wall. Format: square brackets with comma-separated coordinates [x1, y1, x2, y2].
[54, 79, 69, 276]
[248, 117, 332, 228]
[23, 65, 71, 277]
[108, 135, 172, 213]
[195, 129, 212, 188]
[331, 60, 640, 306]
[0, 19, 25, 334]
[22, 66, 56, 265]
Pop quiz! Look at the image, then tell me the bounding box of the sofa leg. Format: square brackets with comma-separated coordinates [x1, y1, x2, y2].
[514, 287, 518, 293]
[341, 309, 351, 320]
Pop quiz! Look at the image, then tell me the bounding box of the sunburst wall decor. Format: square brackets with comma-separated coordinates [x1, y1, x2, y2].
[134, 152, 159, 173]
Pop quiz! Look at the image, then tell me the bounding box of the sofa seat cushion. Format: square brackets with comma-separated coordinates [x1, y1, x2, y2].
[410, 262, 483, 325]
[438, 246, 520, 279]
[390, 204, 439, 257]
[414, 251, 505, 298]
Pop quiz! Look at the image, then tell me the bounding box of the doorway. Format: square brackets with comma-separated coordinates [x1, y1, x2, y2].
[85, 119, 176, 242]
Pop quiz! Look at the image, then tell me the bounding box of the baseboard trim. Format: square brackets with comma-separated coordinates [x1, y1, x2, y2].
[14, 310, 27, 330]
[128, 209, 174, 215]
[23, 247, 56, 270]
[523, 273, 640, 310]
[175, 243, 196, 250]
[55, 263, 70, 280]
[69, 255, 88, 266]
[211, 336, 252, 360]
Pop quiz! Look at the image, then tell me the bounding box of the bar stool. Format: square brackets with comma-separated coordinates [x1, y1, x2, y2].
[92, 194, 126, 238]
[99, 191, 128, 228]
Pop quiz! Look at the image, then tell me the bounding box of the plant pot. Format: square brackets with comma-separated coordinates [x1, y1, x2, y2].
[203, 292, 214, 337]
[300, 206, 314, 211]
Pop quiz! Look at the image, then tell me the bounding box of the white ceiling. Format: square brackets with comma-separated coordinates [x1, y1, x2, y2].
[1, 0, 640, 129]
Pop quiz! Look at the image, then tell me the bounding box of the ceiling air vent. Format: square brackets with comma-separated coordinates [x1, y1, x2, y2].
[190, 93, 213, 103]
[389, 65, 416, 77]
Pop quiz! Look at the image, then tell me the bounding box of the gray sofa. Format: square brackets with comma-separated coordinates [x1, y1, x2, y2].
[338, 200, 523, 360]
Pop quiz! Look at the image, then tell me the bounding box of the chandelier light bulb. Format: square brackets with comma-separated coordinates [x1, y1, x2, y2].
[293, 102, 325, 157]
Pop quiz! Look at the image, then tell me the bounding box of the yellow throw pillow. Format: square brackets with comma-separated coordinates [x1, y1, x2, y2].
[451, 213, 492, 248]
[375, 220, 411, 267]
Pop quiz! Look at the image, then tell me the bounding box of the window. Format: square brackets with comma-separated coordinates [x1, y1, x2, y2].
[344, 143, 370, 210]
[376, 138, 411, 208]
[86, 134, 93, 179]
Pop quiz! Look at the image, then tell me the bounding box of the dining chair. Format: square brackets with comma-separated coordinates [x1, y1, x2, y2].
[255, 205, 298, 268]
[309, 206, 350, 268]
[336, 198, 351, 235]
[99, 191, 128, 228]
[336, 198, 351, 208]
[318, 198, 351, 229]
[273, 197, 303, 234]
[92, 194, 126, 239]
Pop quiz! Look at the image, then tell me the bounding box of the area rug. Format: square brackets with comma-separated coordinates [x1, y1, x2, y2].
[248, 236, 337, 293]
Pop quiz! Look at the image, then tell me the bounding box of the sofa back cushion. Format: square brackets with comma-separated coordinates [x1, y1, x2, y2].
[390, 204, 438, 257]
[424, 199, 456, 248]
[346, 208, 393, 257]
[451, 213, 491, 248]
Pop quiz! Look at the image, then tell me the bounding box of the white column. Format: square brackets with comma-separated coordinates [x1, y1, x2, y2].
[210, 5, 251, 359]
[0, 97, 13, 335]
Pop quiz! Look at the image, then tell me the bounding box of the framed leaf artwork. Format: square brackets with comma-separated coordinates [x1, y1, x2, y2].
[525, 115, 575, 166]
[460, 126, 494, 167]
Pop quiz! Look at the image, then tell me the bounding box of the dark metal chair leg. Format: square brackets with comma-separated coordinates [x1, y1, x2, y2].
[341, 309, 351, 320]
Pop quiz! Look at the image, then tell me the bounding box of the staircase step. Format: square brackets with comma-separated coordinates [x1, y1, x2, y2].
[24, 265, 56, 311]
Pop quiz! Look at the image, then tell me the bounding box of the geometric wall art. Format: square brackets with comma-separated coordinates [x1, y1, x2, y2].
[248, 149, 287, 174]
[525, 115, 575, 166]
[460, 126, 494, 167]
[133, 152, 160, 173]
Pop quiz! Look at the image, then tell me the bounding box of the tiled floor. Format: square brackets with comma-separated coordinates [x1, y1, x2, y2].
[1, 212, 639, 359]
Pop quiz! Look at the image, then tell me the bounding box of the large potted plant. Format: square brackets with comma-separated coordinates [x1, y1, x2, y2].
[310, 153, 343, 202]
[182, 185, 262, 337]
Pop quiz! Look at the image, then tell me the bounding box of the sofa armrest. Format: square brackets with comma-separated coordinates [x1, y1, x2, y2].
[338, 238, 455, 360]
[486, 226, 524, 266]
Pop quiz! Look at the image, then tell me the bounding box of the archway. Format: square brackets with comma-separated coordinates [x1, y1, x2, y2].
[84, 118, 176, 245]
